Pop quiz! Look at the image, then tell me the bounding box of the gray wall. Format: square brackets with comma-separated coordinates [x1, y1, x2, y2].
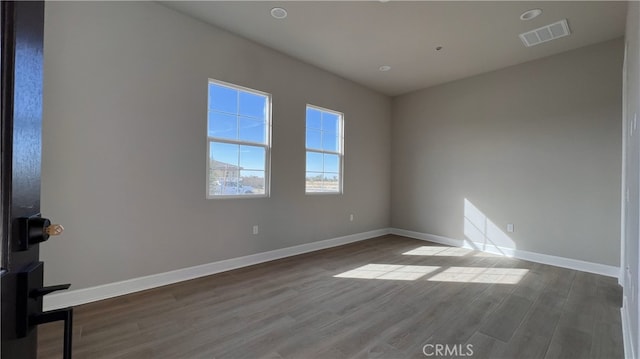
[391, 38, 623, 266]
[41, 2, 391, 289]
[623, 2, 639, 355]
[41, 1, 623, 294]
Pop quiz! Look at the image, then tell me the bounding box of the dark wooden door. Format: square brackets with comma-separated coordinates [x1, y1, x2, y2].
[1, 1, 45, 358]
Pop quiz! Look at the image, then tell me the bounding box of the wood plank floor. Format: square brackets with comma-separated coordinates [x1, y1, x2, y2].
[37, 235, 623, 359]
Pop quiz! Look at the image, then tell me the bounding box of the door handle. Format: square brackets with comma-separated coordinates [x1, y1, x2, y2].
[17, 216, 64, 250]
[16, 262, 73, 359]
[31, 284, 71, 297]
[32, 307, 73, 359]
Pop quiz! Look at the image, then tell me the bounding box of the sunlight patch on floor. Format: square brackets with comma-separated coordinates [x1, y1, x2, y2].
[402, 246, 475, 257]
[471, 251, 501, 258]
[334, 264, 440, 281]
[427, 267, 528, 284]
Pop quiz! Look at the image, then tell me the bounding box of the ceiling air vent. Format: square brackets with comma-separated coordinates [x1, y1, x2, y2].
[519, 19, 571, 47]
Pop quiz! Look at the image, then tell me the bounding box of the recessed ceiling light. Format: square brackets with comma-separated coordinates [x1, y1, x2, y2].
[271, 7, 288, 19]
[379, 0, 391, 2]
[520, 9, 542, 21]
[379, 65, 391, 72]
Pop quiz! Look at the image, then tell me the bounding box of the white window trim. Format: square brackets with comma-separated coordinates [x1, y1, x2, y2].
[305, 104, 345, 195]
[206, 79, 272, 199]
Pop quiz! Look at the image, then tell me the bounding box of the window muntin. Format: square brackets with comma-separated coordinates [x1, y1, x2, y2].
[305, 105, 344, 193]
[207, 80, 271, 198]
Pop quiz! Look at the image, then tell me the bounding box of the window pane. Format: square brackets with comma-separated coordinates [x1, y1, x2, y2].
[240, 170, 265, 194]
[322, 133, 339, 152]
[306, 172, 324, 192]
[323, 173, 340, 192]
[209, 169, 223, 195]
[322, 112, 339, 133]
[239, 117, 265, 144]
[324, 153, 339, 173]
[306, 129, 322, 150]
[239, 145, 265, 171]
[209, 140, 241, 196]
[208, 80, 270, 198]
[210, 163, 239, 179]
[208, 112, 237, 140]
[306, 151, 323, 172]
[209, 84, 238, 113]
[218, 177, 241, 195]
[305, 105, 343, 194]
[306, 107, 321, 129]
[239, 91, 266, 119]
[210, 142, 239, 168]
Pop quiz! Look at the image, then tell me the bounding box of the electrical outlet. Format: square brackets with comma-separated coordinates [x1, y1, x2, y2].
[252, 225, 259, 235]
[506, 223, 514, 233]
[349, 214, 354, 222]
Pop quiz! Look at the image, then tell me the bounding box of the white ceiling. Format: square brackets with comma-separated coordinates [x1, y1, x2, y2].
[162, 1, 627, 96]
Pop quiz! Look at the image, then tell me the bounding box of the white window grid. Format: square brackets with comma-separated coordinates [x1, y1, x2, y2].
[207, 79, 272, 199]
[305, 104, 344, 194]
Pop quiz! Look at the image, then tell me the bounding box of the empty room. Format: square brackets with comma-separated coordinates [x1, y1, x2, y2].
[1, 1, 638, 358]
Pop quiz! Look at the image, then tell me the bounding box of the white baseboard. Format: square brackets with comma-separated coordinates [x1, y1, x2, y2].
[390, 228, 620, 278]
[43, 228, 391, 310]
[622, 296, 636, 359]
[390, 228, 465, 248]
[44, 227, 619, 310]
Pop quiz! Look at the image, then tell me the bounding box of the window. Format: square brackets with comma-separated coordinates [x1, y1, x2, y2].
[207, 80, 271, 198]
[306, 105, 344, 193]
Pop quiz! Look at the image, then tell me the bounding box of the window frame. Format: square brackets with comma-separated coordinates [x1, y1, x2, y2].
[305, 104, 345, 195]
[206, 79, 272, 199]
